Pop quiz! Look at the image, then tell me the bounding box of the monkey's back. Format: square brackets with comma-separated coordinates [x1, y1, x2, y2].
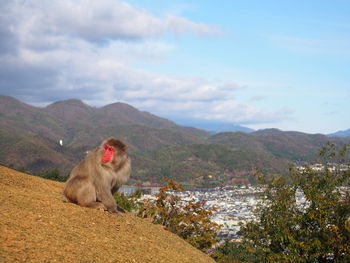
[63, 150, 100, 201]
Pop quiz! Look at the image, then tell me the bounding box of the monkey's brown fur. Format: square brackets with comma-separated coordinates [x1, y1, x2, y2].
[63, 137, 131, 213]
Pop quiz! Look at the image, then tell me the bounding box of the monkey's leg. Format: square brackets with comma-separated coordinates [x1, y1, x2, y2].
[96, 184, 119, 213]
[78, 197, 107, 211]
[111, 186, 119, 195]
[76, 184, 107, 211]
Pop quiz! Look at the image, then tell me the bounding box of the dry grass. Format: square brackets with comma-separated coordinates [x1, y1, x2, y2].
[0, 165, 215, 263]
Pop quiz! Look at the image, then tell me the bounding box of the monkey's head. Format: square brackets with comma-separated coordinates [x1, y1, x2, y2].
[100, 137, 128, 166]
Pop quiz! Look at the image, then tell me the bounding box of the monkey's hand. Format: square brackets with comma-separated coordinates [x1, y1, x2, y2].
[107, 205, 119, 214]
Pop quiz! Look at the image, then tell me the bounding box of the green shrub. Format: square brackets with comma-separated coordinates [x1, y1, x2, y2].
[212, 241, 264, 263]
[114, 189, 142, 213]
[37, 168, 68, 182]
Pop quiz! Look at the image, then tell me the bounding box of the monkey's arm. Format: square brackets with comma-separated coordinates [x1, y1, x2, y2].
[96, 182, 118, 213]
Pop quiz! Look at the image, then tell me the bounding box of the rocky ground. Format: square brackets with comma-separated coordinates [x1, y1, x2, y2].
[0, 165, 215, 263]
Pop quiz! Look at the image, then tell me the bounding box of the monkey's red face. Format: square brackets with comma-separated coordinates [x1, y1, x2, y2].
[102, 144, 116, 163]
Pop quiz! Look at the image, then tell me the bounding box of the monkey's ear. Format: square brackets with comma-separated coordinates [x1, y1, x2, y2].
[114, 139, 128, 153]
[104, 137, 128, 153]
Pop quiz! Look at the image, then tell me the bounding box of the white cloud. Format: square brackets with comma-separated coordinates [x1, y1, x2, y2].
[0, 0, 292, 126]
[6, 0, 219, 46]
[165, 15, 222, 37]
[190, 100, 291, 124]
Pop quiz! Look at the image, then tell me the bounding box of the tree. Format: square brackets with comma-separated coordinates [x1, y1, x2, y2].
[239, 144, 350, 263]
[212, 240, 264, 263]
[138, 179, 221, 252]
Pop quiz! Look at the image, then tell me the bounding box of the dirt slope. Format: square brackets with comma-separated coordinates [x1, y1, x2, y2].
[0, 165, 215, 263]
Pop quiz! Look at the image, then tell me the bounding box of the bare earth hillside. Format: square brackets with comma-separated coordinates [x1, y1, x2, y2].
[0, 165, 215, 263]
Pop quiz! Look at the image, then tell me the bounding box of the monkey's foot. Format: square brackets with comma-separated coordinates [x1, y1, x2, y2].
[84, 201, 107, 211]
[117, 206, 126, 213]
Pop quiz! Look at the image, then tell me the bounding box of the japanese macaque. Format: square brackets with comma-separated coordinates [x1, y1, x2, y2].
[63, 137, 131, 213]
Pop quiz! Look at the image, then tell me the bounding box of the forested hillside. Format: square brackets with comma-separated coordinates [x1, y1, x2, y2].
[1, 95, 349, 187]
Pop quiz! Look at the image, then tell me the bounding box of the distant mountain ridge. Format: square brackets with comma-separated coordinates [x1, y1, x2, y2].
[174, 119, 254, 134]
[1, 95, 349, 187]
[328, 129, 350, 138]
[205, 124, 254, 134]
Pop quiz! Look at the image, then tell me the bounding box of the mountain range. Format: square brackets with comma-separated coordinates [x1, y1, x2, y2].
[0, 95, 349, 187]
[173, 119, 255, 134]
[328, 129, 350, 137]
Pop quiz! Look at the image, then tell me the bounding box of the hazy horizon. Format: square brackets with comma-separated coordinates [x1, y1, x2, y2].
[3, 94, 346, 135]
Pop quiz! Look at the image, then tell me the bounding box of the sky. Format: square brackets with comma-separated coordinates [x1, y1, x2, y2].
[0, 0, 349, 134]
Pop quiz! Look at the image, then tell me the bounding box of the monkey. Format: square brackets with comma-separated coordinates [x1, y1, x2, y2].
[63, 137, 131, 213]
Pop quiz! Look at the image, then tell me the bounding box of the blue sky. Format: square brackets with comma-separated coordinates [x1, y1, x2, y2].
[0, 0, 349, 133]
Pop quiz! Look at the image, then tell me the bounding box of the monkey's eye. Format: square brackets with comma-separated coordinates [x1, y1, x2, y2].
[104, 144, 115, 152]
